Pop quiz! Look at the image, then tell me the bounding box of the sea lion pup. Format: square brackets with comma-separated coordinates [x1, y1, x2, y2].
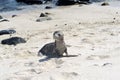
[38, 31, 68, 57]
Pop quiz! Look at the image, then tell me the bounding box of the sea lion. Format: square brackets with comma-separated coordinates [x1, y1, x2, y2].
[0, 29, 16, 35]
[1, 37, 26, 45]
[38, 31, 68, 57]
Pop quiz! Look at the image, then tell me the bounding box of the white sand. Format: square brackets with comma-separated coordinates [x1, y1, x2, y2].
[0, 3, 120, 80]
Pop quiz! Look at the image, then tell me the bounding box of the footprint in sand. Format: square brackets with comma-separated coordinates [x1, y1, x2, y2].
[55, 58, 64, 65]
[50, 72, 79, 80]
[102, 63, 112, 67]
[15, 68, 42, 76]
[61, 72, 79, 80]
[55, 58, 64, 68]
[6, 76, 32, 80]
[86, 55, 110, 60]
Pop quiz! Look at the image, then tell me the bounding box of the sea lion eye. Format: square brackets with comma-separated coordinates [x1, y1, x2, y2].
[58, 34, 61, 36]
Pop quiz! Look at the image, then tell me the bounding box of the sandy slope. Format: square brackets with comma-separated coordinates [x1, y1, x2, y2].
[0, 3, 120, 80]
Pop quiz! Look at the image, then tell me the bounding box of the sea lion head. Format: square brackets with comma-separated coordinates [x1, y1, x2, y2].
[53, 31, 64, 41]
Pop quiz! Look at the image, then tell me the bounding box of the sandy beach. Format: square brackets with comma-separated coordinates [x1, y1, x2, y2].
[0, 2, 120, 80]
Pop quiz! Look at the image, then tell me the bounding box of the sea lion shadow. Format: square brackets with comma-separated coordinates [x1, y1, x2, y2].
[38, 57, 50, 62]
[38, 55, 79, 62]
